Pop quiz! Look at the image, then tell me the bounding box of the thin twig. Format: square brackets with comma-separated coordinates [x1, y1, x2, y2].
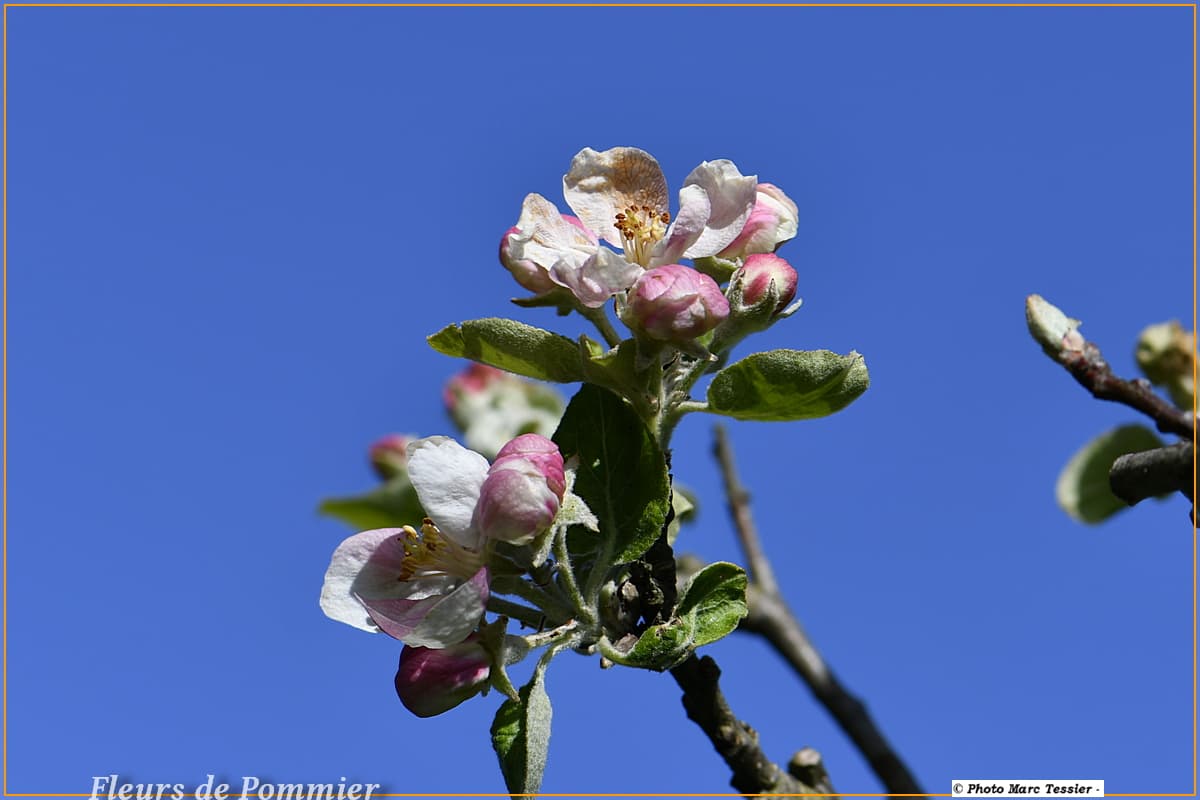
[739, 589, 923, 796]
[712, 425, 926, 798]
[713, 425, 778, 596]
[1059, 343, 1194, 439]
[670, 654, 828, 797]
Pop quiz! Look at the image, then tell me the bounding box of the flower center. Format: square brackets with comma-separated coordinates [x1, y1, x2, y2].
[397, 519, 483, 581]
[615, 205, 670, 266]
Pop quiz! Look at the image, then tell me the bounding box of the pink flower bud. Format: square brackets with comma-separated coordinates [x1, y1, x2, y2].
[368, 434, 415, 480]
[394, 636, 491, 718]
[473, 434, 566, 544]
[500, 226, 558, 294]
[739, 253, 798, 315]
[624, 264, 730, 343]
[717, 183, 799, 260]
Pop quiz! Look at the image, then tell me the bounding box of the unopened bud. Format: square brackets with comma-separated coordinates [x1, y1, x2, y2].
[738, 253, 798, 316]
[1136, 320, 1195, 410]
[500, 226, 558, 295]
[1026, 294, 1085, 358]
[623, 264, 730, 343]
[500, 213, 596, 296]
[394, 636, 491, 718]
[369, 434, 416, 480]
[473, 434, 566, 544]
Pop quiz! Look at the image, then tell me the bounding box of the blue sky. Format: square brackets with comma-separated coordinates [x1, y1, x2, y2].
[4, 4, 1195, 797]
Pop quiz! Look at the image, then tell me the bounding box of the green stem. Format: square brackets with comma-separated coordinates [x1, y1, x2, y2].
[486, 596, 546, 629]
[584, 526, 616, 611]
[657, 357, 713, 446]
[582, 306, 623, 348]
[660, 400, 708, 445]
[502, 578, 574, 624]
[520, 619, 579, 650]
[553, 527, 595, 625]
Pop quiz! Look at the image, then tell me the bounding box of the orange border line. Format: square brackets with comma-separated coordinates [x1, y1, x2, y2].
[0, 2, 1195, 6]
[0, 3, 1195, 796]
[1192, 6, 1199, 800]
[4, 796, 1196, 799]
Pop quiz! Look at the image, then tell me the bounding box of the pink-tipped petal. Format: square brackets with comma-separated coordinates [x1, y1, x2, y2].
[679, 160, 758, 259]
[549, 246, 643, 308]
[718, 183, 799, 259]
[319, 528, 448, 633]
[360, 566, 490, 648]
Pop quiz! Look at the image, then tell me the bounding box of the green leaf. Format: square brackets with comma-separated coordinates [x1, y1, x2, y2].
[676, 562, 748, 648]
[1057, 424, 1166, 524]
[318, 479, 424, 530]
[707, 349, 870, 421]
[490, 663, 553, 797]
[428, 318, 585, 383]
[605, 616, 696, 671]
[552, 385, 671, 568]
[600, 562, 747, 671]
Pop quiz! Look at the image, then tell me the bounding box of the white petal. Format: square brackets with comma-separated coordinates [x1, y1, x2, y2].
[407, 436, 490, 546]
[563, 147, 668, 248]
[551, 248, 644, 308]
[651, 184, 711, 266]
[514, 193, 597, 274]
[406, 567, 490, 647]
[362, 567, 490, 648]
[679, 160, 758, 258]
[319, 528, 421, 633]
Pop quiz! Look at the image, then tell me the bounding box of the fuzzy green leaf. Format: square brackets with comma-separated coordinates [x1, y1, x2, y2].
[676, 562, 748, 648]
[1057, 424, 1166, 524]
[490, 667, 552, 798]
[707, 349, 869, 421]
[428, 318, 585, 383]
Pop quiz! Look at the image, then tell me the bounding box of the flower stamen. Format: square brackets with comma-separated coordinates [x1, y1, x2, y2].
[397, 519, 483, 581]
[614, 205, 670, 266]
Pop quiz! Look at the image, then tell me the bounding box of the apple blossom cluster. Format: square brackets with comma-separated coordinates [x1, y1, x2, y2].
[321, 432, 591, 716]
[500, 147, 800, 358]
[321, 146, 871, 796]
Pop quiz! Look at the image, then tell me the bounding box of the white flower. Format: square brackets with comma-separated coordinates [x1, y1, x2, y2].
[319, 437, 491, 648]
[502, 147, 759, 307]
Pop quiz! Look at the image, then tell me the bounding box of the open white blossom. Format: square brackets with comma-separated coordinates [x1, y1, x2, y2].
[319, 437, 491, 648]
[503, 147, 759, 307]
